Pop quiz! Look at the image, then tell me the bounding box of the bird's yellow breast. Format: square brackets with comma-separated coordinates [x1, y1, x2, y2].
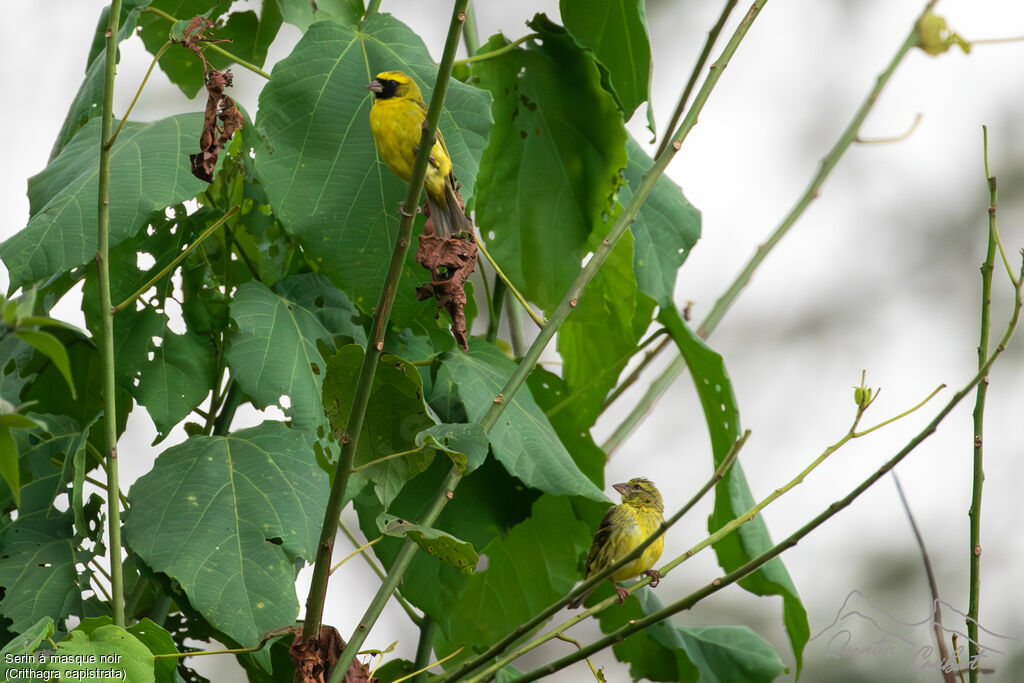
[607, 506, 665, 582]
[368, 96, 451, 204]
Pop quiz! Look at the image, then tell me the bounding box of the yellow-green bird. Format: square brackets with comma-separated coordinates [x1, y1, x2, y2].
[569, 478, 665, 608]
[366, 70, 472, 239]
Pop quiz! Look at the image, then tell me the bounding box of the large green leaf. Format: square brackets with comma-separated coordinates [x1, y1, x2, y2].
[560, 0, 652, 121]
[557, 231, 655, 427]
[415, 423, 489, 475]
[123, 422, 328, 647]
[138, 0, 283, 98]
[1, 114, 207, 292]
[0, 617, 53, 678]
[472, 15, 628, 312]
[436, 495, 592, 658]
[254, 14, 492, 322]
[623, 136, 701, 305]
[659, 307, 808, 675]
[321, 345, 434, 506]
[430, 340, 607, 502]
[226, 279, 334, 434]
[597, 590, 786, 682]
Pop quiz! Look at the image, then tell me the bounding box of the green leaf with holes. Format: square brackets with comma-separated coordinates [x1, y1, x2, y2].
[415, 423, 489, 475]
[226, 279, 334, 434]
[377, 513, 478, 574]
[123, 421, 328, 648]
[1, 114, 207, 292]
[659, 307, 808, 675]
[322, 345, 434, 507]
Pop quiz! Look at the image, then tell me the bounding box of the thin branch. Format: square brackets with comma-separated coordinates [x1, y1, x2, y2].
[855, 112, 922, 144]
[322, 4, 471, 679]
[412, 617, 436, 683]
[968, 125, 997, 683]
[350, 448, 422, 473]
[97, 0, 126, 627]
[112, 206, 238, 314]
[338, 519, 423, 626]
[513, 267, 1024, 681]
[892, 473, 956, 683]
[391, 644, 465, 683]
[109, 41, 172, 147]
[474, 232, 545, 328]
[654, 0, 737, 158]
[329, 536, 381, 574]
[453, 34, 539, 66]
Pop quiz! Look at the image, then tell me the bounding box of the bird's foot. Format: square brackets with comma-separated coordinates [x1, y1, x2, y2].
[615, 586, 630, 605]
[643, 569, 662, 588]
[397, 200, 420, 218]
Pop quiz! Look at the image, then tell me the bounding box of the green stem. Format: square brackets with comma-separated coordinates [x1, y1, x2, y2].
[358, 4, 769, 677]
[601, 355, 676, 456]
[505, 295, 527, 357]
[98, 0, 125, 628]
[462, 1, 481, 55]
[412, 617, 437, 683]
[608, 6, 931, 449]
[321, 4, 470, 679]
[513, 270, 1024, 681]
[211, 380, 242, 435]
[112, 206, 238, 314]
[444, 434, 746, 683]
[454, 34, 539, 66]
[109, 41, 172, 147]
[364, 0, 382, 20]
[475, 233, 544, 327]
[350, 447, 422, 473]
[338, 520, 423, 626]
[968, 126, 997, 683]
[654, 0, 737, 158]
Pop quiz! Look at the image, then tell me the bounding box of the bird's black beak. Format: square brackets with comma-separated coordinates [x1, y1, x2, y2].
[366, 79, 383, 94]
[612, 483, 629, 497]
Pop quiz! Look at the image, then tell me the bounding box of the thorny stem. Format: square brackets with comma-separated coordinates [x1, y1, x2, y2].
[968, 125, 997, 683]
[374, 3, 770, 678]
[608, 2, 936, 450]
[445, 434, 747, 683]
[323, 4, 470, 680]
[98, 0, 126, 628]
[514, 262, 1024, 681]
[112, 206, 239, 314]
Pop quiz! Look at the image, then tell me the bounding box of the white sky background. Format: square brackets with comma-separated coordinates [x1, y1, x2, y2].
[3, 1, 1024, 681]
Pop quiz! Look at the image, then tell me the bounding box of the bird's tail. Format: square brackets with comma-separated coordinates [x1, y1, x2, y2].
[426, 179, 473, 239]
[567, 586, 593, 609]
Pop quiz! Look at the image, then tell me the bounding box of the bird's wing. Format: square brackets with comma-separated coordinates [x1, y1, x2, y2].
[585, 505, 620, 576]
